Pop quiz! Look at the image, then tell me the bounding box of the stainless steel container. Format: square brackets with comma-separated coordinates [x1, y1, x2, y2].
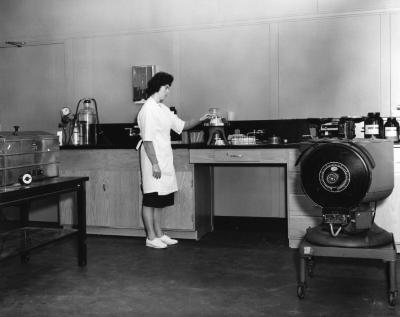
[0, 131, 59, 186]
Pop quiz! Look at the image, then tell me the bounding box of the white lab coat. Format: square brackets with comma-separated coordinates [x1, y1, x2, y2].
[137, 98, 185, 195]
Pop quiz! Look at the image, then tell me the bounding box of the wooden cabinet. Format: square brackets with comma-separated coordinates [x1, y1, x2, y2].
[286, 149, 322, 248]
[375, 147, 400, 251]
[59, 149, 212, 239]
[59, 150, 141, 229]
[138, 149, 213, 239]
[59, 146, 400, 249]
[137, 151, 196, 231]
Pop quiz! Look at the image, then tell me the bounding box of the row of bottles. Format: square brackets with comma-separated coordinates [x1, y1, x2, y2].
[364, 112, 399, 142]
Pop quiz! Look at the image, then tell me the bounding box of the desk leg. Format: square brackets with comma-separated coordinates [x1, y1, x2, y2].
[20, 202, 30, 226]
[77, 181, 87, 266]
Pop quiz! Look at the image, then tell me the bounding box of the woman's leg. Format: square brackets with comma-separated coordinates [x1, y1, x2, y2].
[142, 205, 156, 240]
[153, 208, 164, 238]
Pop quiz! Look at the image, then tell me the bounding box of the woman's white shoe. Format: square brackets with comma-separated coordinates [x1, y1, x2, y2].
[146, 238, 167, 249]
[159, 234, 178, 245]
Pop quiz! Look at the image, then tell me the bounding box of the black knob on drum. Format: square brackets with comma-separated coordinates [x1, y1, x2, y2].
[19, 173, 33, 185]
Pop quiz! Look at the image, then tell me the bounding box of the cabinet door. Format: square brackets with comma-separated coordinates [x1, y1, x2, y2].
[60, 169, 140, 228]
[375, 172, 400, 245]
[102, 170, 140, 228]
[59, 169, 103, 226]
[59, 150, 141, 228]
[137, 170, 195, 230]
[162, 170, 195, 230]
[59, 169, 87, 225]
[375, 148, 400, 245]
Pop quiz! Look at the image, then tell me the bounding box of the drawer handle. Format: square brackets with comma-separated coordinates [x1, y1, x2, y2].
[229, 154, 243, 158]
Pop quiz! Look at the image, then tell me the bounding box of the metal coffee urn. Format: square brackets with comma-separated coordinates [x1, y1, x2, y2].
[75, 98, 100, 145]
[295, 138, 398, 305]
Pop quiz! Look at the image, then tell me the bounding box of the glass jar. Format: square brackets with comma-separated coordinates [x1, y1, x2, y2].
[364, 112, 383, 138]
[206, 108, 225, 126]
[384, 117, 399, 142]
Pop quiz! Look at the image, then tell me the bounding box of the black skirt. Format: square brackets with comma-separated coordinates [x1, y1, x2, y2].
[142, 192, 175, 208]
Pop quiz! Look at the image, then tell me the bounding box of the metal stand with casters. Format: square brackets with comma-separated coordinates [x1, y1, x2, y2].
[297, 238, 398, 306]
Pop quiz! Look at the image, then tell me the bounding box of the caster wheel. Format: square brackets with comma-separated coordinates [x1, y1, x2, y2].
[297, 284, 306, 299]
[388, 291, 397, 306]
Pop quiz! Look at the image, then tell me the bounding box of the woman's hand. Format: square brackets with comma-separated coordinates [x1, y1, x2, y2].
[152, 163, 161, 179]
[200, 113, 213, 122]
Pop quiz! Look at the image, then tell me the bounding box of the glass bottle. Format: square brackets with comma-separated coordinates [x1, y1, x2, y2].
[384, 117, 399, 142]
[364, 112, 380, 138]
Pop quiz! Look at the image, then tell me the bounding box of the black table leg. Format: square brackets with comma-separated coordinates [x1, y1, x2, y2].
[20, 202, 30, 226]
[20, 202, 31, 263]
[76, 181, 87, 266]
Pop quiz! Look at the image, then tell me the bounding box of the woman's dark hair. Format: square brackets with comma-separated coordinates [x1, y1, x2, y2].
[146, 72, 174, 96]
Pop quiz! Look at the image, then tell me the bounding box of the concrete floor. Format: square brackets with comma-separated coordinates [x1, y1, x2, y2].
[0, 219, 399, 317]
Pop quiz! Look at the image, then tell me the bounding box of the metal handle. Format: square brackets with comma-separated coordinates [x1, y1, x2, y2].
[124, 128, 134, 136]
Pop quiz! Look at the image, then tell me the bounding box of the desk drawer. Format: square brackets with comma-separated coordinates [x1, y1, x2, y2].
[214, 150, 261, 162]
[189, 148, 291, 164]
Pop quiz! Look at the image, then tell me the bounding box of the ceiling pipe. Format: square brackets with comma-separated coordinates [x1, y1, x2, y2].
[5, 41, 26, 47]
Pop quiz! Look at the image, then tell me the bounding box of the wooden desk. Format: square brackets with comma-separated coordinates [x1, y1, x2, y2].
[0, 176, 89, 266]
[189, 148, 308, 247]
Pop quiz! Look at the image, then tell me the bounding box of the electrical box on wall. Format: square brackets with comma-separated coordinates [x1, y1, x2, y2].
[132, 65, 157, 104]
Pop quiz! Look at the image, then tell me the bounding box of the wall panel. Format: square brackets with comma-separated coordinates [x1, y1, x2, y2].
[179, 24, 271, 120]
[318, 0, 400, 13]
[390, 13, 400, 117]
[66, 32, 176, 123]
[278, 15, 383, 118]
[0, 44, 65, 131]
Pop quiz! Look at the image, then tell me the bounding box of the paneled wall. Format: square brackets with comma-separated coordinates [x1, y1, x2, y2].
[279, 15, 384, 118]
[1, 1, 400, 131]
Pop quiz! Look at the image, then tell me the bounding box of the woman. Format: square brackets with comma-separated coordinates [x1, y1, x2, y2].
[137, 72, 210, 249]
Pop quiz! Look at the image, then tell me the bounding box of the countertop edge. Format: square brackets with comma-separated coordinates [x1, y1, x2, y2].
[61, 140, 400, 150]
[60, 143, 301, 150]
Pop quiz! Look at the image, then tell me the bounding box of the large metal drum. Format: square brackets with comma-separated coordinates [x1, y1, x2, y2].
[298, 139, 394, 209]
